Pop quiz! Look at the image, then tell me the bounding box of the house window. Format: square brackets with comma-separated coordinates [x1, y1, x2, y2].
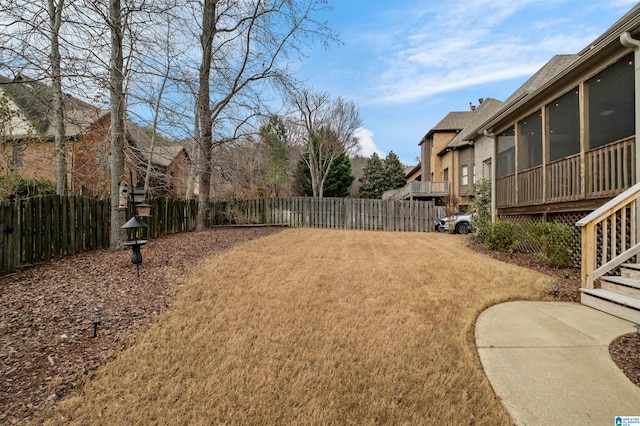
[518, 110, 542, 171]
[443, 168, 449, 182]
[497, 126, 515, 177]
[547, 87, 580, 162]
[483, 159, 492, 180]
[12, 143, 26, 170]
[587, 54, 634, 149]
[461, 165, 468, 186]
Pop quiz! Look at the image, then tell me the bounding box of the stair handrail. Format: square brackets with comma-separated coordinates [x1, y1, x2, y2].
[576, 181, 640, 289]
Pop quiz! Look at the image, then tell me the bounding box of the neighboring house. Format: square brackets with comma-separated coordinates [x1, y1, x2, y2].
[0, 74, 101, 182]
[444, 98, 504, 209]
[405, 164, 421, 182]
[420, 111, 474, 188]
[0, 75, 190, 198]
[383, 111, 473, 202]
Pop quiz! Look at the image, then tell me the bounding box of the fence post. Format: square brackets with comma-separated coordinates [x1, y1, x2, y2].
[581, 222, 596, 289]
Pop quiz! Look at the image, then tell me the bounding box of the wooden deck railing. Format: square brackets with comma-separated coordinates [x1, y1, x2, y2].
[496, 174, 516, 207]
[586, 137, 635, 198]
[576, 181, 640, 289]
[497, 138, 635, 209]
[382, 181, 449, 200]
[517, 166, 543, 205]
[547, 154, 581, 203]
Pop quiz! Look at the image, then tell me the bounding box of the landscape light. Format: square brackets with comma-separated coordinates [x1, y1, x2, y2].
[552, 283, 560, 298]
[91, 310, 102, 338]
[135, 202, 152, 218]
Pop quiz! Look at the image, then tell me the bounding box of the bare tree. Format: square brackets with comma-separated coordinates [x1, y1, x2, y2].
[290, 90, 361, 197]
[193, 0, 335, 230]
[0, 0, 73, 194]
[107, 0, 126, 249]
[48, 0, 67, 194]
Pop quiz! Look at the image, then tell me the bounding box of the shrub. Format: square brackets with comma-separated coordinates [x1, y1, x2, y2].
[483, 221, 520, 252]
[529, 222, 575, 268]
[0, 174, 56, 200]
[471, 179, 491, 242]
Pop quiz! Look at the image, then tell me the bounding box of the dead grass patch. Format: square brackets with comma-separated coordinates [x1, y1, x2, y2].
[44, 229, 552, 425]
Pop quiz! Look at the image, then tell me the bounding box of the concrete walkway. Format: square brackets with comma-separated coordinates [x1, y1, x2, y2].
[476, 301, 640, 425]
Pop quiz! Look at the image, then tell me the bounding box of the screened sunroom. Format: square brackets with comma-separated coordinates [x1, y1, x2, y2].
[494, 52, 636, 214]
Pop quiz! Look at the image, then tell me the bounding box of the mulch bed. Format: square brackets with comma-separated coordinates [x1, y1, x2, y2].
[468, 237, 640, 388]
[0, 227, 282, 425]
[0, 229, 637, 424]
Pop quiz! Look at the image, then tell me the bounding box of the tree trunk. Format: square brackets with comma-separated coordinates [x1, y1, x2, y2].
[49, 0, 66, 195]
[186, 111, 200, 201]
[195, 0, 216, 231]
[109, 0, 126, 250]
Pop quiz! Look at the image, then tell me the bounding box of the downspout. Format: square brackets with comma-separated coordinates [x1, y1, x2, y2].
[621, 31, 640, 242]
[621, 31, 640, 185]
[484, 129, 496, 223]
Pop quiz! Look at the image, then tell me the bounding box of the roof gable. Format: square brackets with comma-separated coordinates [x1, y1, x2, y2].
[0, 74, 101, 139]
[432, 111, 475, 131]
[447, 98, 504, 148]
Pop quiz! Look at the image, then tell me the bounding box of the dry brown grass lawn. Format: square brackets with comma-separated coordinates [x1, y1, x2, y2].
[44, 228, 552, 425]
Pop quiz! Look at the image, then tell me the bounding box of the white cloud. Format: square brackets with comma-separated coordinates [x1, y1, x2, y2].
[353, 127, 385, 157]
[362, 0, 604, 106]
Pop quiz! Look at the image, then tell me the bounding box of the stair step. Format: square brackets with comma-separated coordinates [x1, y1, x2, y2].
[600, 276, 640, 298]
[580, 288, 640, 323]
[621, 263, 640, 279]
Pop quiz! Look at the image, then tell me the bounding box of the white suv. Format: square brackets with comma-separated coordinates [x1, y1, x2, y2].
[434, 213, 473, 234]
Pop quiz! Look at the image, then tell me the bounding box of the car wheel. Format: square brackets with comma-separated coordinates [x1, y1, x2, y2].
[455, 222, 470, 234]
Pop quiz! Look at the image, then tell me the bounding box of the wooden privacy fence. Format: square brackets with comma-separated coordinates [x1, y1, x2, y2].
[0, 195, 435, 273]
[211, 197, 438, 232]
[0, 195, 198, 274]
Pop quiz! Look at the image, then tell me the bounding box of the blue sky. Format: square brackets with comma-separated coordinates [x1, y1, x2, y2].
[297, 0, 639, 165]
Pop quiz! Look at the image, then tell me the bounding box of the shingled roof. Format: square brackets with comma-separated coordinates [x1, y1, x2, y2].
[418, 110, 475, 145]
[0, 74, 101, 139]
[1, 74, 187, 169]
[124, 120, 188, 169]
[447, 98, 504, 148]
[503, 55, 579, 106]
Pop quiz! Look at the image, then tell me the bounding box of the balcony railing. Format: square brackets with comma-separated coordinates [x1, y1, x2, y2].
[382, 181, 450, 200]
[497, 137, 636, 209]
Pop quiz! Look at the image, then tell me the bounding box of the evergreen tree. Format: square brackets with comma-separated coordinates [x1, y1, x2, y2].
[359, 152, 407, 198]
[298, 151, 354, 198]
[259, 115, 290, 196]
[359, 153, 386, 198]
[384, 151, 406, 190]
[323, 153, 354, 197]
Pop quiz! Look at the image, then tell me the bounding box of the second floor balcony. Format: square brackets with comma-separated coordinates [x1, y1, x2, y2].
[382, 180, 450, 201]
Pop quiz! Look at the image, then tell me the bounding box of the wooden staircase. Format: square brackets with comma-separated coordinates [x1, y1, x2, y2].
[576, 181, 640, 324]
[580, 264, 640, 323]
